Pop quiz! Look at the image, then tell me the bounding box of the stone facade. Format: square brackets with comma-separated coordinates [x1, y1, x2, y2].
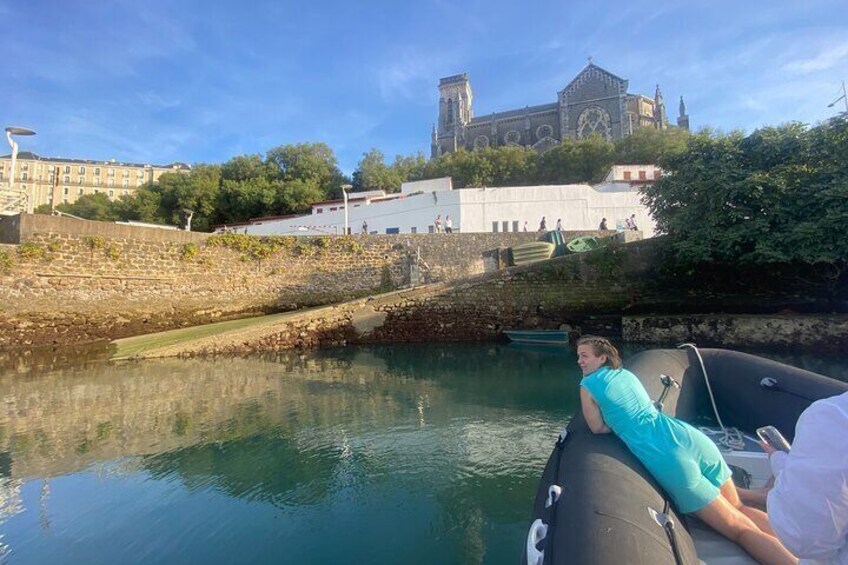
[432, 63, 691, 157]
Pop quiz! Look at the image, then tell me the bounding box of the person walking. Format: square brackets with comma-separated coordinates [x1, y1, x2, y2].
[362, 220, 368, 234]
[445, 215, 453, 233]
[599, 218, 608, 231]
[539, 216, 547, 232]
[523, 221, 528, 232]
[629, 214, 638, 231]
[434, 214, 442, 233]
[555, 218, 563, 232]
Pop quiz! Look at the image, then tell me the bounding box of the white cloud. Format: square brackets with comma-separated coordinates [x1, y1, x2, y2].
[782, 41, 848, 73]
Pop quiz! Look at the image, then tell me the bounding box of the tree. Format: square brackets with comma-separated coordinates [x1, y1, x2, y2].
[641, 118, 848, 267]
[265, 143, 345, 197]
[352, 148, 404, 192]
[216, 177, 279, 224]
[275, 178, 325, 215]
[53, 193, 117, 221]
[614, 127, 690, 165]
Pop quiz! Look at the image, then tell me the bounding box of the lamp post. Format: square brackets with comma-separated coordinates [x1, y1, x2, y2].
[341, 184, 352, 235]
[5, 126, 37, 213]
[827, 81, 848, 114]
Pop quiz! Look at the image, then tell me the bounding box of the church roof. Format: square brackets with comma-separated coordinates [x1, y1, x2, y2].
[561, 63, 627, 94]
[468, 102, 558, 125]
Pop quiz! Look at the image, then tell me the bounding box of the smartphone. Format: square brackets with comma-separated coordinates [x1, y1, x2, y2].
[756, 426, 791, 453]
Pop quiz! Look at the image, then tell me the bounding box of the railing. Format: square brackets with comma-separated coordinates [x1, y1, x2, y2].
[0, 188, 27, 216]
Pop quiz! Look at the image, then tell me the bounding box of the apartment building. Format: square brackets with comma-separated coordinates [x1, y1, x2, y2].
[0, 152, 190, 211]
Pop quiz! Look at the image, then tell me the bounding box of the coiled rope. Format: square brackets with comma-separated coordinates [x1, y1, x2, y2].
[677, 343, 746, 451]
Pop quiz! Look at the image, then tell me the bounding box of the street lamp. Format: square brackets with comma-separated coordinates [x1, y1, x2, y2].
[827, 81, 848, 114]
[341, 184, 352, 235]
[5, 126, 37, 213]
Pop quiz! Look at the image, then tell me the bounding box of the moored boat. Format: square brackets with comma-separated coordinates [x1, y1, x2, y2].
[564, 235, 601, 253]
[504, 329, 569, 346]
[523, 346, 848, 565]
[511, 241, 556, 266]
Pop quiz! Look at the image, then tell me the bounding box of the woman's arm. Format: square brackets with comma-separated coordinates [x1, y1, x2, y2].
[580, 387, 611, 434]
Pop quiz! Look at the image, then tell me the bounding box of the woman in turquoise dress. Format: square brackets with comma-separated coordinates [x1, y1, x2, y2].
[576, 336, 797, 565]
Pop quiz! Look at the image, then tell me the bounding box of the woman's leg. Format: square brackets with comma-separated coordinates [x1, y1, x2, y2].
[694, 493, 797, 565]
[719, 479, 776, 535]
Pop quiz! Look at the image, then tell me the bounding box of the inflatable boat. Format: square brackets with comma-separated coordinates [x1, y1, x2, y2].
[523, 346, 848, 565]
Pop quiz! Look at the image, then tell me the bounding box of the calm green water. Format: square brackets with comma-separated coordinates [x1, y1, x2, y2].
[0, 343, 846, 564]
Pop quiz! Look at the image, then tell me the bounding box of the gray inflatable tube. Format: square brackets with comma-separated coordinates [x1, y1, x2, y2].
[523, 348, 848, 565]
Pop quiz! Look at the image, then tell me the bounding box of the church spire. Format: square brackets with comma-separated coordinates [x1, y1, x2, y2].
[677, 95, 690, 131]
[679, 96, 686, 118]
[653, 84, 668, 130]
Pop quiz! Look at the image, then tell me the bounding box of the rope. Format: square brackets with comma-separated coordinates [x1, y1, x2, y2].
[677, 343, 746, 451]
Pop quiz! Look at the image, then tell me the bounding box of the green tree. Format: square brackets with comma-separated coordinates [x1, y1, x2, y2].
[275, 178, 325, 215]
[642, 118, 848, 267]
[216, 177, 280, 224]
[352, 148, 404, 192]
[265, 142, 345, 198]
[614, 127, 690, 165]
[53, 193, 118, 221]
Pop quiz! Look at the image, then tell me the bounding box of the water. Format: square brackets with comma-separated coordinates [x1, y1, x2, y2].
[0, 343, 846, 564]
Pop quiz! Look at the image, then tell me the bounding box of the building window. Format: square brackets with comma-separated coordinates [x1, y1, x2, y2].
[639, 170, 647, 180]
[108, 168, 115, 177]
[21, 163, 28, 171]
[512, 221, 519, 232]
[502, 221, 509, 232]
[78, 188, 84, 195]
[79, 166, 85, 174]
[78, 176, 84, 184]
[107, 178, 114, 187]
[316, 208, 323, 214]
[122, 179, 129, 188]
[94, 178, 101, 186]
[21, 184, 26, 191]
[94, 189, 99, 194]
[64, 175, 70, 183]
[0, 172, 3, 181]
[122, 190, 128, 196]
[63, 198, 68, 204]
[108, 189, 114, 197]
[63, 186, 69, 195]
[136, 179, 143, 186]
[411, 227, 417, 234]
[95, 167, 101, 176]
[64, 165, 70, 174]
[329, 207, 337, 212]
[492, 222, 499, 233]
[122, 170, 129, 177]
[623, 171, 632, 180]
[136, 170, 144, 178]
[653, 170, 661, 180]
[21, 172, 27, 181]
[48, 173, 54, 182]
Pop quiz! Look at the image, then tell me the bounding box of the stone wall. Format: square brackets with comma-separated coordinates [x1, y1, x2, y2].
[1, 213, 626, 349]
[134, 238, 848, 357]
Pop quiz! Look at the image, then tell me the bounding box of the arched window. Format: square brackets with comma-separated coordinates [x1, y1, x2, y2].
[446, 98, 454, 124]
[577, 106, 612, 140]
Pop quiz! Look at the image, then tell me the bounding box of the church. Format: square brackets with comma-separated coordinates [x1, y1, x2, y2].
[431, 61, 690, 157]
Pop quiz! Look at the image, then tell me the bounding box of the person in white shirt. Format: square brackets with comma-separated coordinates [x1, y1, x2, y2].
[761, 391, 848, 564]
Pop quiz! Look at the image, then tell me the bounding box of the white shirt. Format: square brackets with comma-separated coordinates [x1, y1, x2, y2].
[768, 391, 848, 565]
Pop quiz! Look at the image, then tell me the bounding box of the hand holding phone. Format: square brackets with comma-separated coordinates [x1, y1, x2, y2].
[756, 426, 791, 453]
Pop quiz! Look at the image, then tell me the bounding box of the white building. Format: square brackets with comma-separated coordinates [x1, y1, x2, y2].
[215, 168, 657, 236]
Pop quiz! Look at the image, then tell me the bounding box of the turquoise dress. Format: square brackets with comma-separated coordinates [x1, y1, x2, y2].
[580, 366, 732, 513]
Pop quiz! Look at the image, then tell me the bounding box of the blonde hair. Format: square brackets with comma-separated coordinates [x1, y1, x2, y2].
[575, 335, 622, 369]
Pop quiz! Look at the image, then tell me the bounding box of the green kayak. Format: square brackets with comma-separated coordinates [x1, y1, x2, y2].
[565, 236, 601, 253]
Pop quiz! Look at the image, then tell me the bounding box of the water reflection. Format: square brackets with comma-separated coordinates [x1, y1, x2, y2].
[0, 342, 844, 564]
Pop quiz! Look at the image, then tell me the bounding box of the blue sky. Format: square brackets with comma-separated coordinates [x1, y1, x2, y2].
[4, 0, 848, 174]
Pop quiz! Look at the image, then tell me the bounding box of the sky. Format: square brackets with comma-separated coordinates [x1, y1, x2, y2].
[3, 0, 848, 175]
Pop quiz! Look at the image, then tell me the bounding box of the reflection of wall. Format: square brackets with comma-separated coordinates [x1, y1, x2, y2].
[0, 354, 452, 479]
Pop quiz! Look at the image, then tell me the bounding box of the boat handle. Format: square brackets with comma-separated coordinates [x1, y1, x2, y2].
[760, 377, 778, 389]
[545, 484, 562, 508]
[525, 519, 547, 565]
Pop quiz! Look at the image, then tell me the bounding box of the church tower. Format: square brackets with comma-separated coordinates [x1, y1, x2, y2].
[677, 96, 690, 131]
[434, 74, 473, 157]
[653, 84, 668, 130]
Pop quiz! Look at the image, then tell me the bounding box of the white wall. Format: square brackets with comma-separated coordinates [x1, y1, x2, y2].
[232, 183, 656, 237]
